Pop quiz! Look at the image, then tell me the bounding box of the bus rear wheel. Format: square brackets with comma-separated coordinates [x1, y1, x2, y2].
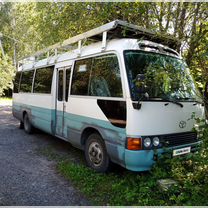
[85, 133, 110, 173]
[23, 113, 33, 134]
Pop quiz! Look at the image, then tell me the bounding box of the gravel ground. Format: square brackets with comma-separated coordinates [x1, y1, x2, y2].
[0, 104, 90, 206]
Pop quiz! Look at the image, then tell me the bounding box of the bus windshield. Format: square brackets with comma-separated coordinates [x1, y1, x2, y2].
[124, 50, 201, 102]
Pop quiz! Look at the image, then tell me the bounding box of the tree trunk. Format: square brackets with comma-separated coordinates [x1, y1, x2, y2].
[186, 3, 200, 66]
[164, 3, 172, 33]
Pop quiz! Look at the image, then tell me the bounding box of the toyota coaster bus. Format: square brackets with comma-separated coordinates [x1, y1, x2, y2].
[12, 20, 204, 172]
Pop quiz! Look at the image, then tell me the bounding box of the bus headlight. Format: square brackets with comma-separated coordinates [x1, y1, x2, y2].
[153, 137, 160, 146]
[143, 137, 151, 148]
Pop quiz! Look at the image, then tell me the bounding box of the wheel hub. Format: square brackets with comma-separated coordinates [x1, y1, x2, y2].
[88, 142, 103, 166]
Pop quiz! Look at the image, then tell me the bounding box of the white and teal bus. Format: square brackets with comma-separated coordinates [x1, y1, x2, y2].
[13, 20, 204, 172]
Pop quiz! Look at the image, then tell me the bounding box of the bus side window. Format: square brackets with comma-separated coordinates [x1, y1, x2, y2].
[19, 70, 34, 93]
[71, 58, 92, 96]
[13, 71, 21, 93]
[65, 67, 71, 102]
[33, 66, 54, 94]
[71, 54, 122, 98]
[58, 70, 63, 101]
[90, 54, 123, 97]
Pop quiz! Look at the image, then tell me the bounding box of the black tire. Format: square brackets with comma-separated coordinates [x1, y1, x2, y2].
[19, 121, 24, 129]
[23, 113, 33, 134]
[85, 133, 110, 173]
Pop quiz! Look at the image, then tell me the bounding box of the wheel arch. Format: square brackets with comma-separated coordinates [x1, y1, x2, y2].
[22, 110, 27, 121]
[21, 109, 32, 124]
[80, 127, 105, 148]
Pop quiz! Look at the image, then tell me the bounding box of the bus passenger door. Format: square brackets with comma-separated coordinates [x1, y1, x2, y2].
[55, 67, 71, 138]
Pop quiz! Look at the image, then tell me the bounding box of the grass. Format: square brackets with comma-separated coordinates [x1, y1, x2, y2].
[57, 158, 186, 206]
[0, 97, 12, 106]
[57, 161, 157, 205]
[38, 119, 208, 205]
[39, 146, 161, 205]
[38, 147, 67, 162]
[0, 97, 12, 101]
[56, 149, 208, 206]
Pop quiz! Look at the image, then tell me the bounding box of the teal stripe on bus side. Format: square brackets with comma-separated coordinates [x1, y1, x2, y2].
[64, 111, 126, 133]
[13, 102, 126, 143]
[13, 102, 127, 167]
[13, 103, 21, 111]
[13, 102, 54, 134]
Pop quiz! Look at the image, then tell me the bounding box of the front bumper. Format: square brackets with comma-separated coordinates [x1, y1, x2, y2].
[124, 141, 201, 172]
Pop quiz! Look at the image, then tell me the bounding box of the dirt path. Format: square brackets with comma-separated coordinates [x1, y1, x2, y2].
[0, 104, 90, 206]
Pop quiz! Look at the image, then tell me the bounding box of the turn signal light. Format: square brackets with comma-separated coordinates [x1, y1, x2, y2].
[127, 138, 142, 150]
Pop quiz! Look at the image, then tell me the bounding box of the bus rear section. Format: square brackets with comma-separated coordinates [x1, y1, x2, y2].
[12, 65, 56, 135]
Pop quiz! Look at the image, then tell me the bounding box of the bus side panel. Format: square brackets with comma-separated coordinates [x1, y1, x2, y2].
[31, 106, 55, 134]
[12, 98, 23, 121]
[12, 93, 55, 135]
[64, 97, 127, 167]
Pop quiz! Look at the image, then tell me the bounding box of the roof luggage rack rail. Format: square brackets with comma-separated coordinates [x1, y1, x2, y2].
[18, 20, 180, 69]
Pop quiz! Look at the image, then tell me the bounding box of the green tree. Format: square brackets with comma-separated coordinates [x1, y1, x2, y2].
[0, 2, 207, 91]
[0, 53, 15, 96]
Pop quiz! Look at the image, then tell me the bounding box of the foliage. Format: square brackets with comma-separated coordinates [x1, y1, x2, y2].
[0, 54, 15, 96]
[0, 2, 207, 91]
[153, 117, 208, 206]
[0, 3, 207, 203]
[57, 122, 208, 206]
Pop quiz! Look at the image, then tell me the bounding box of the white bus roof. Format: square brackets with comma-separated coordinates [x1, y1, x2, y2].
[18, 39, 180, 71]
[18, 20, 180, 71]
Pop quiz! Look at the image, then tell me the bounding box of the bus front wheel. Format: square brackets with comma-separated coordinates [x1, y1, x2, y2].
[85, 133, 110, 172]
[23, 113, 33, 134]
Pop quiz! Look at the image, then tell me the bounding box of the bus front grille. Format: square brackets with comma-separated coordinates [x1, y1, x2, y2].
[162, 132, 198, 147]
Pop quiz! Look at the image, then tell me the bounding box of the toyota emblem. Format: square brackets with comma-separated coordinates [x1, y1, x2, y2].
[179, 121, 186, 128]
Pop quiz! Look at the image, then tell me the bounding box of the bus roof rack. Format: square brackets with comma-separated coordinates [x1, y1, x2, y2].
[19, 20, 180, 66]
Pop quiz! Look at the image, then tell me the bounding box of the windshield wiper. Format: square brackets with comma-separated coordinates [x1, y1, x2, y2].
[182, 97, 204, 106]
[162, 98, 184, 108]
[193, 101, 204, 106]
